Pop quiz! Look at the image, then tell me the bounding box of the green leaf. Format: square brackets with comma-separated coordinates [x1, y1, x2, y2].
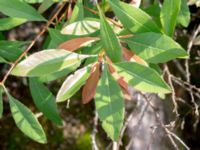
[8, 94, 47, 143]
[29, 78, 62, 125]
[0, 56, 8, 64]
[114, 62, 171, 94]
[123, 32, 188, 63]
[0, 0, 46, 21]
[0, 18, 27, 31]
[0, 40, 26, 62]
[38, 0, 55, 13]
[177, 0, 190, 27]
[47, 28, 73, 49]
[0, 86, 3, 118]
[11, 49, 94, 77]
[39, 63, 80, 82]
[20, 0, 43, 3]
[109, 0, 161, 33]
[12, 49, 96, 76]
[160, 0, 181, 36]
[95, 64, 124, 141]
[98, 5, 122, 62]
[61, 18, 100, 36]
[69, 0, 84, 23]
[0, 32, 5, 40]
[56, 65, 91, 102]
[143, 3, 162, 28]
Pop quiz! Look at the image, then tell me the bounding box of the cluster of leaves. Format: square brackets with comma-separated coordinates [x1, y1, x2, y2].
[0, 0, 191, 143]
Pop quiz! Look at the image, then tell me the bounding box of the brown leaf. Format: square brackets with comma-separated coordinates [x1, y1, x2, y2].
[58, 37, 99, 52]
[82, 62, 101, 104]
[122, 47, 148, 66]
[106, 57, 131, 100]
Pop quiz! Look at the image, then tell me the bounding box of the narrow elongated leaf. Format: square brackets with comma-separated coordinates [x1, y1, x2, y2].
[160, 0, 181, 36]
[56, 66, 91, 102]
[0, 18, 27, 31]
[109, 0, 161, 33]
[177, 0, 190, 27]
[0, 86, 3, 118]
[11, 49, 94, 76]
[8, 94, 47, 143]
[29, 78, 62, 125]
[82, 62, 101, 104]
[114, 62, 171, 94]
[98, 5, 122, 62]
[39, 63, 80, 82]
[95, 64, 124, 141]
[69, 0, 84, 23]
[0, 0, 46, 21]
[123, 32, 188, 63]
[61, 19, 100, 35]
[58, 37, 99, 52]
[0, 40, 26, 62]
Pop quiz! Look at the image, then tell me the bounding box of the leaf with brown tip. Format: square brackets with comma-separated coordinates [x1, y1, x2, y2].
[122, 47, 148, 66]
[106, 57, 131, 100]
[82, 62, 101, 104]
[58, 37, 99, 52]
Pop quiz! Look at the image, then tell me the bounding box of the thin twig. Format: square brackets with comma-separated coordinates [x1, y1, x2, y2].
[91, 112, 99, 150]
[171, 76, 200, 99]
[0, 2, 67, 85]
[184, 24, 200, 117]
[168, 130, 190, 150]
[164, 65, 179, 116]
[140, 93, 181, 150]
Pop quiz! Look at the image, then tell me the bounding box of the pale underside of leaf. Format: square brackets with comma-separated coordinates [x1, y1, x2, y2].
[61, 20, 100, 35]
[11, 49, 92, 76]
[56, 65, 91, 102]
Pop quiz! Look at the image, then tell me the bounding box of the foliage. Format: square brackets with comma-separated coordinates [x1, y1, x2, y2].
[0, 0, 191, 144]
